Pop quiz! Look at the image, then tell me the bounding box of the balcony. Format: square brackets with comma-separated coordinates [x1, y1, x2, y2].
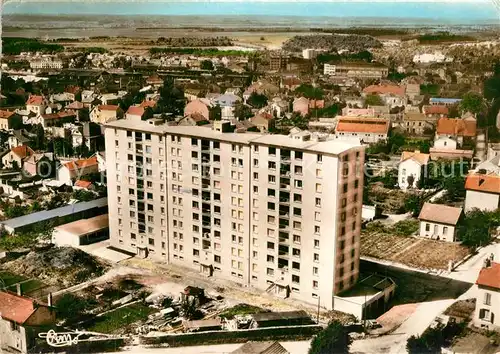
[279, 210, 289, 218]
[279, 197, 290, 205]
[201, 208, 211, 216]
[279, 184, 290, 191]
[201, 184, 211, 191]
[280, 170, 291, 177]
[280, 157, 291, 164]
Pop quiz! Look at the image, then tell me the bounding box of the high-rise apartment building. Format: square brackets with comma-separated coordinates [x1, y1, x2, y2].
[105, 119, 364, 310]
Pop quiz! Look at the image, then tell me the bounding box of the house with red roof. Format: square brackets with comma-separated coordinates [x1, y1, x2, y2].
[40, 110, 77, 128]
[473, 261, 500, 330]
[126, 105, 146, 122]
[56, 156, 99, 185]
[335, 117, 390, 144]
[418, 202, 462, 242]
[0, 110, 22, 131]
[464, 173, 500, 212]
[90, 105, 123, 124]
[0, 290, 55, 353]
[423, 104, 449, 119]
[362, 84, 406, 107]
[1, 145, 34, 169]
[25, 95, 47, 116]
[436, 116, 477, 147]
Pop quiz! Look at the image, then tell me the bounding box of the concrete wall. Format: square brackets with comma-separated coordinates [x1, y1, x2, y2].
[465, 190, 500, 212]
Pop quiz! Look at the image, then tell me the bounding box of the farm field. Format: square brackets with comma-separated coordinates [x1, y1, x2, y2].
[360, 231, 470, 271]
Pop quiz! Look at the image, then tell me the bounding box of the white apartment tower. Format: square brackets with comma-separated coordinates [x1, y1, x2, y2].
[105, 119, 364, 310]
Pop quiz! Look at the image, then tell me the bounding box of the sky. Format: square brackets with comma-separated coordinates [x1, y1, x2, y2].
[2, 0, 494, 3]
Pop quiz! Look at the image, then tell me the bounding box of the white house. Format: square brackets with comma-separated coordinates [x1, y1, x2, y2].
[473, 261, 500, 330]
[56, 156, 99, 185]
[433, 136, 458, 150]
[418, 202, 462, 242]
[398, 150, 430, 189]
[212, 93, 241, 121]
[465, 173, 500, 212]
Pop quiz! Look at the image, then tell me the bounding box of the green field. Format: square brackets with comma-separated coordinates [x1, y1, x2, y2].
[86, 303, 154, 334]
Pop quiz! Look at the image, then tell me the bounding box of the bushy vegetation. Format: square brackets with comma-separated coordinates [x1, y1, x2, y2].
[295, 84, 324, 100]
[283, 34, 382, 52]
[150, 47, 250, 57]
[317, 50, 373, 64]
[55, 293, 98, 323]
[220, 303, 267, 319]
[458, 209, 500, 248]
[407, 322, 465, 354]
[155, 36, 233, 47]
[414, 32, 476, 44]
[66, 47, 108, 54]
[309, 321, 351, 354]
[2, 37, 64, 55]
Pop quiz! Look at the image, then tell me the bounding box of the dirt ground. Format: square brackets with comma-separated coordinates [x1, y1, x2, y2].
[361, 231, 470, 271]
[119, 258, 354, 324]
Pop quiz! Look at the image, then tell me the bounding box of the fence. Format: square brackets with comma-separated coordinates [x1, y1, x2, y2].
[140, 324, 322, 347]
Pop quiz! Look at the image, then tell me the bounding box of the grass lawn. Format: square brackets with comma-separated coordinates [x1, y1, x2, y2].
[0, 271, 27, 287]
[220, 303, 267, 319]
[86, 303, 154, 334]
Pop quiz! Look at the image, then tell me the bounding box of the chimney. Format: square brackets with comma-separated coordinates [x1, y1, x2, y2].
[47, 293, 53, 307]
[16, 283, 22, 296]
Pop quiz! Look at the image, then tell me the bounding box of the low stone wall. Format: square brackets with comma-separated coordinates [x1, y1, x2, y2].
[140, 324, 322, 347]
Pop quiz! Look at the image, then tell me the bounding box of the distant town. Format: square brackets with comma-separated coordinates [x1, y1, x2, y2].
[1, 26, 500, 354]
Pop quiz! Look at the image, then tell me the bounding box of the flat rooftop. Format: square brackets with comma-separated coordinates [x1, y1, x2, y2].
[54, 214, 109, 236]
[106, 119, 360, 156]
[336, 273, 396, 305]
[1, 198, 108, 231]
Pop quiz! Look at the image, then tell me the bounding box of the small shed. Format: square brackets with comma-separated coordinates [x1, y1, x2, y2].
[251, 310, 313, 328]
[418, 203, 463, 242]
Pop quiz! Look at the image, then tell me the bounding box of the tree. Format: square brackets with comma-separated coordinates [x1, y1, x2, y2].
[247, 92, 268, 109]
[309, 321, 351, 354]
[33, 124, 46, 150]
[459, 92, 486, 115]
[158, 76, 186, 116]
[295, 84, 324, 100]
[458, 209, 496, 248]
[55, 293, 96, 323]
[200, 60, 214, 71]
[404, 193, 425, 217]
[234, 103, 253, 121]
[407, 174, 415, 188]
[407, 324, 445, 354]
[364, 94, 384, 107]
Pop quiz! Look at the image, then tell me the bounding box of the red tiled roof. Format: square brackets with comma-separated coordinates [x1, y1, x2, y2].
[26, 95, 44, 105]
[336, 118, 390, 134]
[0, 291, 39, 324]
[98, 105, 120, 112]
[74, 180, 93, 188]
[63, 156, 98, 171]
[65, 85, 81, 95]
[465, 174, 500, 194]
[11, 145, 34, 159]
[0, 110, 14, 119]
[423, 105, 449, 115]
[187, 112, 209, 123]
[476, 262, 500, 289]
[418, 202, 462, 225]
[401, 150, 430, 165]
[146, 75, 163, 84]
[127, 106, 145, 117]
[436, 118, 476, 137]
[363, 84, 405, 97]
